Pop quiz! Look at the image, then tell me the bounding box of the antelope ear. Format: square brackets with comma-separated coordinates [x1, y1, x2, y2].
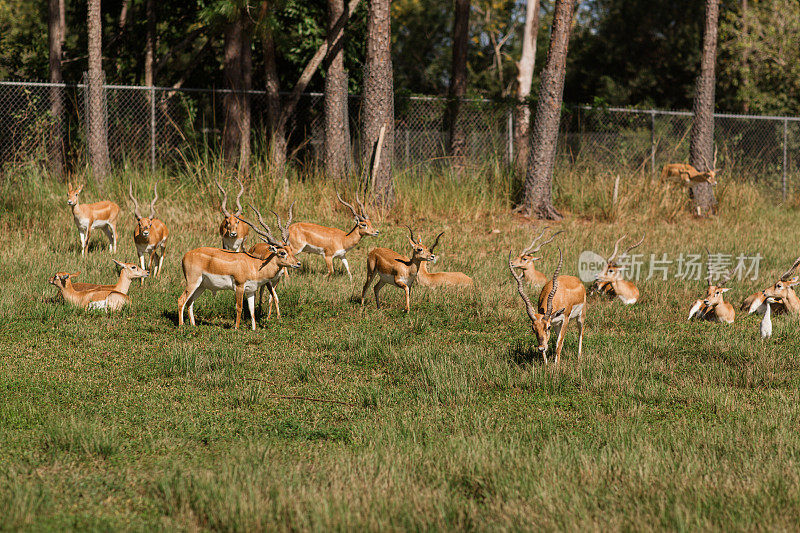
[553, 307, 566, 318]
[407, 236, 417, 247]
[788, 278, 800, 287]
[269, 245, 278, 253]
[112, 259, 124, 267]
[720, 287, 731, 293]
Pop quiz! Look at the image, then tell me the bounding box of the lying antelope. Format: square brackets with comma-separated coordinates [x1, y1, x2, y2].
[416, 232, 474, 289]
[509, 227, 563, 285]
[661, 147, 720, 187]
[49, 272, 131, 312]
[287, 193, 379, 280]
[67, 182, 120, 256]
[178, 206, 301, 330]
[743, 257, 800, 315]
[248, 203, 296, 320]
[129, 182, 169, 279]
[688, 270, 734, 324]
[216, 178, 249, 251]
[592, 233, 645, 305]
[361, 226, 436, 313]
[509, 248, 586, 364]
[70, 260, 149, 294]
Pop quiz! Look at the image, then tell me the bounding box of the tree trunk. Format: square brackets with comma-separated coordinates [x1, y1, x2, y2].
[222, 14, 251, 174]
[361, 0, 394, 205]
[144, 0, 155, 87]
[48, 0, 65, 178]
[445, 0, 470, 165]
[514, 0, 540, 179]
[261, 1, 287, 169]
[88, 0, 110, 182]
[689, 0, 719, 217]
[324, 0, 351, 179]
[521, 0, 575, 219]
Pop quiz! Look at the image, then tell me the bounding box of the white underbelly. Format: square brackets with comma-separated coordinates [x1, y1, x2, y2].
[91, 219, 108, 229]
[301, 243, 326, 255]
[569, 303, 584, 319]
[222, 237, 244, 251]
[202, 273, 236, 293]
[136, 242, 156, 254]
[380, 272, 415, 286]
[74, 217, 89, 231]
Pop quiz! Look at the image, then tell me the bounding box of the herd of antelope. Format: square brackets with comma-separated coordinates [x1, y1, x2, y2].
[52, 168, 797, 363]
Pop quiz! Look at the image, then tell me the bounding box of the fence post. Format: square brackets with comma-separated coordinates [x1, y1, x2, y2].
[405, 128, 410, 168]
[650, 111, 656, 181]
[783, 118, 788, 201]
[150, 86, 156, 172]
[507, 108, 513, 165]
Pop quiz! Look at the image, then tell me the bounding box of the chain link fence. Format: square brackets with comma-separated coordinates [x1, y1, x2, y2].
[1, 80, 799, 198]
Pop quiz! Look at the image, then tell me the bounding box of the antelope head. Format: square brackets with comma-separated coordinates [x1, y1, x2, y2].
[217, 178, 247, 239]
[510, 227, 563, 273]
[405, 226, 437, 263]
[763, 256, 800, 302]
[66, 181, 83, 206]
[338, 192, 379, 237]
[129, 182, 160, 238]
[112, 259, 149, 280]
[596, 233, 645, 284]
[509, 248, 565, 356]
[49, 271, 80, 289]
[237, 204, 301, 270]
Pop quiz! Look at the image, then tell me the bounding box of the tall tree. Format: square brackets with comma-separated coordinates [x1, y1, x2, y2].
[88, 0, 110, 182]
[521, 0, 575, 219]
[222, 11, 252, 174]
[445, 0, 470, 164]
[144, 0, 155, 87]
[361, 0, 394, 204]
[260, 0, 287, 168]
[324, 0, 352, 179]
[513, 0, 540, 178]
[689, 0, 719, 217]
[48, 0, 65, 178]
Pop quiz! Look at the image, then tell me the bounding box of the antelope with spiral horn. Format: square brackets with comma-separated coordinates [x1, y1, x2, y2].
[287, 192, 379, 280]
[509, 227, 563, 286]
[248, 202, 296, 319]
[66, 181, 120, 256]
[216, 178, 249, 251]
[592, 233, 645, 305]
[509, 248, 586, 364]
[129, 182, 169, 279]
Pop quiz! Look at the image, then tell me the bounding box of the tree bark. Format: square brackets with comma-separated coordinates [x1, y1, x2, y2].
[689, 0, 719, 217]
[513, 0, 540, 179]
[521, 0, 575, 219]
[324, 0, 351, 179]
[262, 4, 287, 169]
[144, 0, 155, 87]
[48, 0, 65, 178]
[445, 0, 470, 164]
[88, 0, 110, 182]
[222, 13, 251, 174]
[361, 0, 394, 205]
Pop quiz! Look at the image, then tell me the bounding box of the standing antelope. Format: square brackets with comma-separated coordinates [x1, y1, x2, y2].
[416, 232, 474, 288]
[759, 257, 800, 315]
[216, 178, 250, 251]
[248, 203, 296, 320]
[661, 147, 720, 187]
[361, 226, 437, 313]
[592, 233, 645, 305]
[509, 248, 586, 364]
[49, 272, 130, 312]
[509, 227, 563, 285]
[178, 207, 301, 330]
[287, 193, 379, 280]
[129, 182, 169, 279]
[66, 182, 120, 256]
[70, 259, 149, 294]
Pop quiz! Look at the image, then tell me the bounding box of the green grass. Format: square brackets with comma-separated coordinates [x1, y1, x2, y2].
[1, 165, 800, 530]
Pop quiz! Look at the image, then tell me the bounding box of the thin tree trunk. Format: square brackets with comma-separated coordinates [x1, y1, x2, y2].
[240, 19, 252, 175]
[262, 4, 287, 169]
[145, 0, 155, 87]
[88, 0, 110, 182]
[324, 0, 351, 179]
[521, 0, 575, 219]
[222, 14, 251, 173]
[514, 0, 540, 179]
[446, 0, 470, 164]
[740, 0, 749, 113]
[361, 0, 394, 205]
[689, 0, 719, 217]
[48, 0, 65, 178]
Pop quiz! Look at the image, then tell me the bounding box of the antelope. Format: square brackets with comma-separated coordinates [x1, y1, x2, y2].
[742, 259, 800, 315]
[216, 178, 250, 251]
[509, 227, 563, 285]
[48, 272, 130, 312]
[592, 233, 645, 305]
[360, 226, 437, 313]
[661, 147, 720, 187]
[759, 257, 800, 315]
[509, 248, 586, 364]
[66, 181, 120, 256]
[287, 193, 379, 280]
[178, 206, 301, 330]
[689, 268, 734, 324]
[70, 259, 149, 294]
[248, 203, 296, 320]
[129, 182, 169, 279]
[416, 232, 474, 288]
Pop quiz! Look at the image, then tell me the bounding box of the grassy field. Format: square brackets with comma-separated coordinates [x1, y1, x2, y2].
[2, 166, 800, 530]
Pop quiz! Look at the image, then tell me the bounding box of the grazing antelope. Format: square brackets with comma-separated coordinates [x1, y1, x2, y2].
[66, 182, 120, 256]
[129, 182, 169, 279]
[178, 206, 301, 330]
[509, 227, 563, 285]
[287, 193, 379, 280]
[509, 248, 586, 364]
[592, 233, 645, 305]
[661, 147, 720, 187]
[248, 203, 296, 320]
[48, 272, 130, 312]
[361, 226, 436, 313]
[759, 257, 800, 315]
[216, 178, 250, 251]
[416, 232, 474, 288]
[70, 259, 149, 294]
